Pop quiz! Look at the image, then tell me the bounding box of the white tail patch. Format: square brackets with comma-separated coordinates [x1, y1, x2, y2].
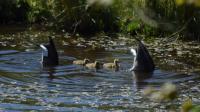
[40, 44, 48, 57]
[130, 48, 137, 57]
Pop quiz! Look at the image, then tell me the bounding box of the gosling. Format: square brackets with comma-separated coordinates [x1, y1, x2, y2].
[103, 59, 120, 70]
[73, 58, 90, 66]
[85, 61, 101, 69]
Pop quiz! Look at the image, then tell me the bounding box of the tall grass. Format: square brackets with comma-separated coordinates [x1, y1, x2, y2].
[0, 0, 200, 39]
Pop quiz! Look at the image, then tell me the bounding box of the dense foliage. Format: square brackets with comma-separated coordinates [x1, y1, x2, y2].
[0, 0, 29, 23]
[0, 0, 200, 39]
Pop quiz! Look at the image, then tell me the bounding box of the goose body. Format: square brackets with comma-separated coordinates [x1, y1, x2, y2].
[85, 61, 101, 69]
[40, 37, 58, 66]
[73, 58, 90, 65]
[103, 59, 120, 69]
[130, 40, 155, 72]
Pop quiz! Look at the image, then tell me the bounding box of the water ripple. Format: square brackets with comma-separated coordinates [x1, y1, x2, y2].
[0, 49, 199, 111]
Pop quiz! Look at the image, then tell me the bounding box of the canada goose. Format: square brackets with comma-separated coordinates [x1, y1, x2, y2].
[40, 36, 59, 66]
[129, 40, 155, 72]
[103, 59, 120, 69]
[73, 58, 90, 65]
[85, 61, 101, 69]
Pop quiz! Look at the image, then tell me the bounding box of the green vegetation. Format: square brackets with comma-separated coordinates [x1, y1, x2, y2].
[0, 0, 200, 39]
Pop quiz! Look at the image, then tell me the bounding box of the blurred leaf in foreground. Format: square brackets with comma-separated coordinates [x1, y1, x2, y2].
[181, 98, 193, 112]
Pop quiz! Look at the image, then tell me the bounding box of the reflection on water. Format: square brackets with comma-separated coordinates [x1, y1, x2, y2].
[132, 71, 153, 90]
[42, 66, 56, 79]
[0, 37, 200, 111]
[132, 71, 153, 82]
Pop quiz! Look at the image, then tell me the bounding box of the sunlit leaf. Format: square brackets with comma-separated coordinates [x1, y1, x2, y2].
[175, 0, 186, 5]
[194, 0, 200, 7]
[87, 0, 113, 6]
[181, 98, 193, 112]
[127, 21, 141, 32]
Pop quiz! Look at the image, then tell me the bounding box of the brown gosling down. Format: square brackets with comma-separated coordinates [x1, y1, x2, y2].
[85, 61, 101, 69]
[73, 58, 90, 65]
[103, 59, 120, 69]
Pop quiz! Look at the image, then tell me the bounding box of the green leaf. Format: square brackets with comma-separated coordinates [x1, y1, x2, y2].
[127, 20, 140, 32]
[191, 105, 200, 112]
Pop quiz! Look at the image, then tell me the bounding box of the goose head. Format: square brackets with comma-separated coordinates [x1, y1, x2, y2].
[83, 58, 90, 64]
[94, 61, 101, 69]
[130, 41, 155, 72]
[113, 59, 120, 67]
[40, 36, 58, 66]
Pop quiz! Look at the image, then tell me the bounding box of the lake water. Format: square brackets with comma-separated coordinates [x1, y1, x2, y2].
[0, 28, 199, 111]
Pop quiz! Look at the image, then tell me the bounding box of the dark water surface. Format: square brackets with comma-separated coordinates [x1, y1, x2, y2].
[0, 28, 200, 111]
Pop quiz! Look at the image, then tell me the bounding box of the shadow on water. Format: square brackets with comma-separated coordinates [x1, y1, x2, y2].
[131, 69, 200, 90]
[42, 66, 56, 79]
[0, 30, 200, 111]
[132, 71, 153, 89]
